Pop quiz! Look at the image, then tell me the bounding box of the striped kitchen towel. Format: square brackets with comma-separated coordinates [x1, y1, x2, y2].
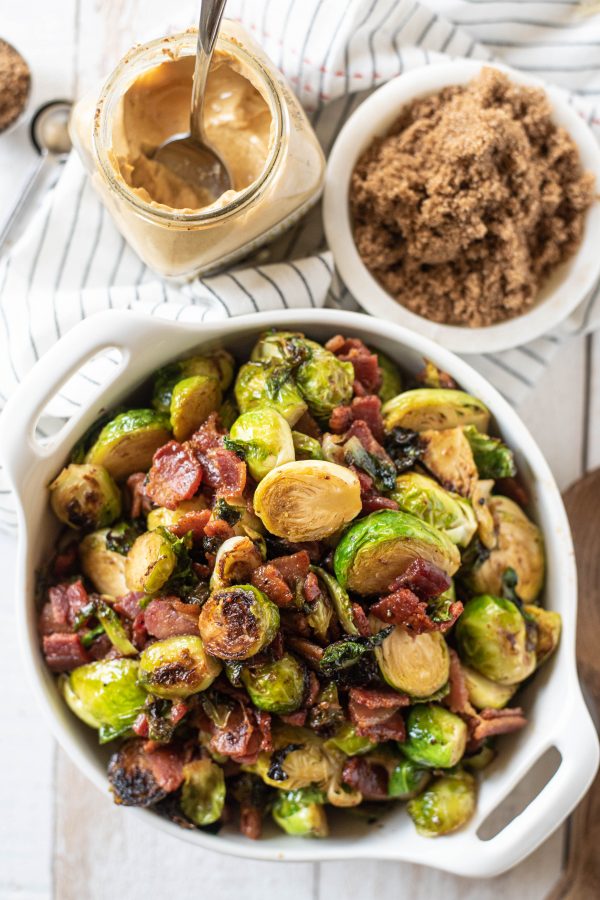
[1, 0, 600, 530]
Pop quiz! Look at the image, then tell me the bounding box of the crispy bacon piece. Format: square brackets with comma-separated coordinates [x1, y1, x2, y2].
[471, 707, 527, 744]
[370, 587, 462, 635]
[52, 543, 78, 579]
[329, 405, 354, 434]
[108, 740, 184, 806]
[358, 712, 406, 742]
[294, 410, 322, 439]
[351, 396, 385, 441]
[348, 687, 408, 742]
[305, 670, 321, 707]
[144, 597, 200, 639]
[342, 756, 388, 800]
[496, 476, 529, 509]
[87, 633, 114, 661]
[351, 602, 371, 637]
[240, 807, 263, 840]
[114, 591, 145, 620]
[40, 580, 90, 635]
[145, 441, 203, 510]
[271, 550, 311, 583]
[201, 691, 272, 765]
[349, 687, 410, 709]
[279, 710, 308, 727]
[252, 564, 293, 607]
[446, 649, 472, 715]
[203, 515, 235, 542]
[169, 508, 211, 541]
[388, 558, 451, 600]
[42, 633, 90, 671]
[286, 636, 324, 665]
[126, 472, 152, 518]
[189, 414, 246, 498]
[325, 335, 382, 394]
[351, 466, 399, 514]
[303, 571, 321, 604]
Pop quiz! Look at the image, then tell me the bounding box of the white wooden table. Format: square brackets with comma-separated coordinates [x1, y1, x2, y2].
[1, 2, 599, 897]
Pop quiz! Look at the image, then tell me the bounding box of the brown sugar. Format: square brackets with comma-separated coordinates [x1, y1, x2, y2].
[0, 39, 31, 133]
[350, 67, 596, 327]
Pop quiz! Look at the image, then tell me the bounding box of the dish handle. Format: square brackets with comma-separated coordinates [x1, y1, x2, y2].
[0, 311, 179, 494]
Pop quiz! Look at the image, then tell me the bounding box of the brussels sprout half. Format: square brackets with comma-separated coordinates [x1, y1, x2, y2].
[86, 409, 171, 481]
[292, 431, 324, 461]
[408, 770, 476, 837]
[311, 566, 357, 635]
[324, 721, 376, 757]
[234, 361, 307, 426]
[463, 426, 516, 479]
[467, 496, 545, 602]
[295, 341, 354, 421]
[370, 617, 450, 699]
[198, 585, 280, 660]
[62, 658, 147, 742]
[456, 594, 537, 686]
[524, 605, 561, 667]
[391, 472, 477, 547]
[170, 374, 221, 442]
[382, 389, 490, 433]
[419, 427, 479, 498]
[250, 330, 308, 365]
[80, 528, 128, 596]
[146, 496, 208, 531]
[240, 653, 306, 714]
[181, 758, 226, 826]
[209, 535, 264, 593]
[462, 665, 516, 710]
[388, 758, 430, 799]
[403, 705, 467, 768]
[244, 725, 335, 792]
[49, 463, 122, 530]
[139, 635, 221, 699]
[334, 509, 460, 595]
[229, 407, 295, 481]
[125, 530, 177, 593]
[272, 787, 328, 838]
[254, 460, 362, 543]
[152, 351, 234, 413]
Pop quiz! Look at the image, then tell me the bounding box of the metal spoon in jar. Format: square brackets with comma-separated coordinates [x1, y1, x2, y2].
[0, 99, 72, 253]
[153, 0, 232, 205]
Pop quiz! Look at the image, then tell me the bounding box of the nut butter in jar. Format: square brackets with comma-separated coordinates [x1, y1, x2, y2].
[70, 22, 325, 279]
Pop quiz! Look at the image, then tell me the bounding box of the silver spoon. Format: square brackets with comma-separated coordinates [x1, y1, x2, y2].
[153, 0, 232, 205]
[0, 100, 72, 253]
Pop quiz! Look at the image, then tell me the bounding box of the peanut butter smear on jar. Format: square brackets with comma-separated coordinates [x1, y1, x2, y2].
[109, 50, 273, 211]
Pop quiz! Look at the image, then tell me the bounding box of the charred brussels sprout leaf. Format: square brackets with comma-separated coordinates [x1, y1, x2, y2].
[85, 409, 171, 481]
[383, 427, 422, 474]
[319, 629, 391, 679]
[376, 350, 403, 404]
[456, 594, 536, 686]
[292, 431, 324, 461]
[382, 389, 490, 433]
[62, 658, 147, 742]
[295, 341, 354, 421]
[198, 585, 280, 660]
[370, 619, 450, 699]
[408, 770, 476, 837]
[311, 566, 357, 636]
[94, 597, 137, 656]
[391, 472, 477, 547]
[240, 653, 306, 714]
[272, 787, 328, 837]
[229, 407, 295, 481]
[234, 361, 307, 426]
[49, 463, 122, 530]
[403, 705, 467, 768]
[139, 635, 221, 699]
[254, 460, 362, 542]
[388, 759, 430, 799]
[80, 528, 129, 596]
[170, 374, 221, 442]
[181, 759, 226, 826]
[463, 426, 516, 479]
[125, 530, 177, 593]
[342, 435, 397, 492]
[105, 519, 145, 555]
[333, 509, 460, 595]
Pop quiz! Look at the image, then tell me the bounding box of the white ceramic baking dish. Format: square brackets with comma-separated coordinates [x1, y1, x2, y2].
[1, 308, 597, 877]
[323, 60, 600, 354]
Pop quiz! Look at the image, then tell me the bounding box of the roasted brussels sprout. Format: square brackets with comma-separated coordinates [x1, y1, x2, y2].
[152, 351, 234, 412]
[419, 427, 478, 497]
[138, 635, 221, 699]
[305, 577, 334, 641]
[85, 409, 171, 480]
[456, 594, 537, 685]
[334, 509, 460, 595]
[524, 605, 561, 667]
[467, 496, 545, 602]
[463, 426, 516, 479]
[376, 350, 403, 404]
[250, 330, 308, 364]
[295, 340, 354, 421]
[324, 722, 376, 756]
[403, 705, 467, 768]
[254, 460, 362, 542]
[61, 658, 147, 741]
[49, 463, 121, 530]
[170, 374, 222, 441]
[209, 535, 264, 592]
[180, 758, 226, 826]
[125, 530, 177, 593]
[80, 528, 128, 596]
[272, 787, 328, 837]
[94, 596, 137, 656]
[146, 496, 208, 531]
[234, 361, 307, 426]
[198, 585, 280, 660]
[240, 653, 306, 714]
[388, 758, 430, 799]
[382, 389, 490, 433]
[407, 770, 476, 837]
[218, 395, 239, 431]
[370, 618, 450, 698]
[461, 664, 516, 710]
[292, 431, 324, 461]
[312, 566, 358, 635]
[229, 407, 295, 481]
[244, 725, 339, 798]
[391, 472, 477, 547]
[471, 479, 496, 549]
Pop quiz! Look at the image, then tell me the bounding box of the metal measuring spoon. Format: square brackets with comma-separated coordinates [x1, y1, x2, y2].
[153, 0, 232, 206]
[0, 99, 72, 253]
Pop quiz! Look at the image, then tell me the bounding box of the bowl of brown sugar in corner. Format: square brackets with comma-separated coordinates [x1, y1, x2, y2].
[323, 61, 600, 354]
[0, 39, 31, 135]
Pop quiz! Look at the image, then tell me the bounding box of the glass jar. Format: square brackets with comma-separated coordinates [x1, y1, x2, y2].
[70, 22, 325, 280]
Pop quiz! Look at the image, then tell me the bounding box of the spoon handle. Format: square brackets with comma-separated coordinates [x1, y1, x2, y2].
[190, 0, 228, 146]
[0, 151, 54, 255]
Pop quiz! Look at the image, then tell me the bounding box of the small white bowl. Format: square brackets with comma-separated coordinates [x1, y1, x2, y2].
[323, 60, 600, 354]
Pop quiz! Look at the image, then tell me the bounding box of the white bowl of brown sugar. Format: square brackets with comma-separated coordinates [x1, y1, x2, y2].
[323, 60, 600, 354]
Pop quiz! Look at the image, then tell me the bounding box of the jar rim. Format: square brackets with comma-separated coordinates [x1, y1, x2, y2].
[92, 30, 285, 227]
